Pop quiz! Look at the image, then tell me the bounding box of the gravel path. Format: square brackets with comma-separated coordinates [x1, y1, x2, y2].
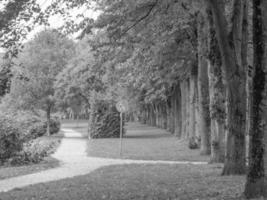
[0, 128, 207, 192]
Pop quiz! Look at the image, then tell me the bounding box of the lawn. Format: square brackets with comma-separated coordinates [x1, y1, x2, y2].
[0, 163, 256, 200]
[63, 120, 209, 162]
[0, 133, 63, 180]
[0, 157, 59, 180]
[0, 121, 261, 200]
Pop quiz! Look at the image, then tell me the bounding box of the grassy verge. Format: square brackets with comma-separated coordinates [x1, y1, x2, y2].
[63, 121, 209, 162]
[0, 163, 257, 200]
[0, 157, 59, 180]
[0, 133, 63, 180]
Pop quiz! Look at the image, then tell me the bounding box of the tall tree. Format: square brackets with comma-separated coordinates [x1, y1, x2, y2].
[5, 30, 74, 135]
[206, 7, 226, 163]
[205, 0, 247, 175]
[244, 0, 267, 197]
[197, 12, 211, 155]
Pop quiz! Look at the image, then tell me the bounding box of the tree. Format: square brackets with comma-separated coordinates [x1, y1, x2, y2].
[0, 0, 93, 56]
[0, 0, 45, 55]
[244, 0, 267, 197]
[205, 0, 247, 175]
[206, 7, 225, 163]
[6, 29, 75, 135]
[197, 12, 211, 155]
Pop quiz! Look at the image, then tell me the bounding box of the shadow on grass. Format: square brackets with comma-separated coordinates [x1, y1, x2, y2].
[0, 164, 249, 200]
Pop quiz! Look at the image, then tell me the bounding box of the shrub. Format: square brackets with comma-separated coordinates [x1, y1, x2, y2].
[0, 110, 61, 165]
[0, 114, 24, 164]
[28, 122, 47, 138]
[8, 137, 60, 165]
[88, 101, 124, 139]
[46, 117, 61, 135]
[26, 116, 61, 138]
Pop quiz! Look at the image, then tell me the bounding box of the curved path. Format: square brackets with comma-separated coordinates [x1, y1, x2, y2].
[0, 128, 207, 192]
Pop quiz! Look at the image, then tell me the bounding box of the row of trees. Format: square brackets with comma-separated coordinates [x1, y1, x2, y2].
[86, 0, 266, 197]
[0, 0, 267, 198]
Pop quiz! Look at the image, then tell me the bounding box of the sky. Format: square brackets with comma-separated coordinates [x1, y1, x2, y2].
[0, 0, 100, 53]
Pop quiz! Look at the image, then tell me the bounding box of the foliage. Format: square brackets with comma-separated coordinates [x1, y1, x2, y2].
[0, 113, 24, 164]
[75, 0, 199, 115]
[2, 29, 74, 134]
[0, 0, 97, 57]
[0, 0, 40, 55]
[0, 109, 61, 166]
[28, 117, 61, 138]
[55, 38, 96, 114]
[7, 136, 61, 166]
[0, 55, 12, 97]
[88, 100, 122, 139]
[8, 29, 75, 109]
[1, 110, 61, 139]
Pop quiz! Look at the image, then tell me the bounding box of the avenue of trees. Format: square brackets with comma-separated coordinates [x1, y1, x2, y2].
[0, 0, 267, 198]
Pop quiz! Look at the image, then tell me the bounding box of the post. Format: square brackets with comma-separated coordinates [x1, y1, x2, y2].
[119, 112, 123, 157]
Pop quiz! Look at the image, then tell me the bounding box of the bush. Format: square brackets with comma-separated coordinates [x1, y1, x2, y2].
[28, 122, 47, 138]
[8, 137, 61, 165]
[0, 114, 24, 164]
[28, 117, 61, 138]
[0, 110, 61, 166]
[88, 101, 124, 139]
[47, 117, 61, 135]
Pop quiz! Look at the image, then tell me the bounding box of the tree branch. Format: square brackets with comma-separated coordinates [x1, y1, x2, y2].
[118, 0, 158, 38]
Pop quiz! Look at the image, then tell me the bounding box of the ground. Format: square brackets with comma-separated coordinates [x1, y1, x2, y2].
[0, 133, 62, 180]
[64, 120, 209, 162]
[0, 157, 59, 180]
[0, 164, 248, 200]
[0, 121, 262, 200]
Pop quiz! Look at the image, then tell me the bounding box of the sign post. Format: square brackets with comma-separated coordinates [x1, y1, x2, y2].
[119, 112, 123, 156]
[116, 100, 128, 157]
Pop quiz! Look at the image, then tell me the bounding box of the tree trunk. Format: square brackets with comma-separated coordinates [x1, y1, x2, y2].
[155, 104, 159, 127]
[46, 106, 51, 136]
[207, 9, 226, 163]
[166, 98, 172, 133]
[152, 104, 156, 126]
[241, 0, 250, 165]
[206, 0, 246, 175]
[174, 84, 182, 137]
[185, 79, 190, 139]
[162, 103, 167, 129]
[180, 80, 187, 138]
[197, 13, 211, 155]
[244, 0, 267, 197]
[180, 79, 190, 139]
[170, 95, 175, 134]
[189, 69, 197, 140]
[88, 92, 97, 139]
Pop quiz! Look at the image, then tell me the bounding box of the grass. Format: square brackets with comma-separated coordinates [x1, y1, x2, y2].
[62, 120, 209, 162]
[0, 163, 258, 200]
[0, 121, 262, 200]
[0, 157, 59, 180]
[0, 132, 63, 180]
